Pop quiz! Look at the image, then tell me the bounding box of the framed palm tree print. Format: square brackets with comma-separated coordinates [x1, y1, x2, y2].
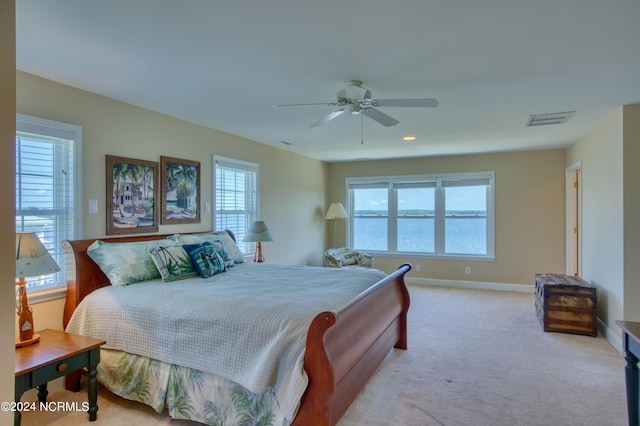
[160, 156, 200, 224]
[106, 155, 159, 235]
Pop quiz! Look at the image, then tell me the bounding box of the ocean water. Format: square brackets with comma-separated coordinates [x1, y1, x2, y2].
[353, 217, 487, 255]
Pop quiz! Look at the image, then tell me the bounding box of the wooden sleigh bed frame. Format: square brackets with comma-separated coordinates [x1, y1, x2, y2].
[61, 232, 411, 426]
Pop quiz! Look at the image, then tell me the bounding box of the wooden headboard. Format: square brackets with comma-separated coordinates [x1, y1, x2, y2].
[62, 230, 236, 328]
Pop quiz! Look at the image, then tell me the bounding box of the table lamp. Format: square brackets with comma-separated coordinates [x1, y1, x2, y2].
[15, 232, 60, 347]
[325, 203, 348, 247]
[242, 221, 273, 263]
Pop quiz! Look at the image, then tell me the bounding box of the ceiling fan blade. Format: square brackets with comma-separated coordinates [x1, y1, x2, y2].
[310, 109, 346, 128]
[362, 108, 399, 127]
[274, 102, 338, 107]
[371, 98, 439, 108]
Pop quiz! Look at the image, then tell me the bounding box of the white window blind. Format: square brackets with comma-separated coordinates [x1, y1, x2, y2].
[213, 156, 258, 253]
[16, 114, 83, 293]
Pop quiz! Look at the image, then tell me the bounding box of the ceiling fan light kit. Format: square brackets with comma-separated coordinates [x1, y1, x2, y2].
[276, 80, 439, 128]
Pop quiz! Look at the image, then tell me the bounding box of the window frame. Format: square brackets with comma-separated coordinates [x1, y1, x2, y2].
[347, 172, 495, 260]
[16, 113, 83, 300]
[212, 155, 259, 254]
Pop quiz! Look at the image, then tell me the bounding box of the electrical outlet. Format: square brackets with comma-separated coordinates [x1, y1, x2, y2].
[465, 267, 471, 275]
[415, 264, 421, 272]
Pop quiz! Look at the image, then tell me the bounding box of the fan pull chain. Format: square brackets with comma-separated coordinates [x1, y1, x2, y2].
[361, 113, 364, 145]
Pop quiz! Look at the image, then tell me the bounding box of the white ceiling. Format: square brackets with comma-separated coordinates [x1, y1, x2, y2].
[15, 0, 640, 162]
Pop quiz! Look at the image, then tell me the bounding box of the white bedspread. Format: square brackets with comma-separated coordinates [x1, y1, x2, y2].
[66, 262, 386, 420]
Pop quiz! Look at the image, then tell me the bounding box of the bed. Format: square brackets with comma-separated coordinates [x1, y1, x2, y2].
[61, 231, 411, 425]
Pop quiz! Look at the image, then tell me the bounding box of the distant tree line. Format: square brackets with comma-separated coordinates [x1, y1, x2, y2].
[355, 209, 486, 216]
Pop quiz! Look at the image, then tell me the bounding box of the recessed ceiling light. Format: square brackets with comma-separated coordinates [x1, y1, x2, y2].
[402, 136, 416, 141]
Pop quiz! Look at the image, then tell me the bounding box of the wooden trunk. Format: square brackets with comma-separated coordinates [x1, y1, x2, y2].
[535, 273, 597, 337]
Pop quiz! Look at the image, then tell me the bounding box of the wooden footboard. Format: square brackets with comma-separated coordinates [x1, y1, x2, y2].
[61, 233, 411, 424]
[294, 263, 412, 426]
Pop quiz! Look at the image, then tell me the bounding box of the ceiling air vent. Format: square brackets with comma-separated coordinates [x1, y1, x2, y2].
[526, 111, 575, 127]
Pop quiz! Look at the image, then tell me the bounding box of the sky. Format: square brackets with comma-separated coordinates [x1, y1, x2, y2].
[354, 186, 486, 212]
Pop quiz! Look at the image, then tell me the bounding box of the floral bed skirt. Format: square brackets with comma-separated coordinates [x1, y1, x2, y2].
[98, 348, 292, 426]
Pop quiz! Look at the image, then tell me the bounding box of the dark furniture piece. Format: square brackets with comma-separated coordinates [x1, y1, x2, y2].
[535, 273, 597, 336]
[616, 320, 640, 426]
[14, 328, 105, 426]
[61, 231, 412, 426]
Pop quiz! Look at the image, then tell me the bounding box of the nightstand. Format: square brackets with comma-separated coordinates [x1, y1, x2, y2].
[14, 329, 106, 426]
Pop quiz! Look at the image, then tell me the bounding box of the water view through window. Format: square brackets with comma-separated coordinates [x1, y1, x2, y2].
[349, 174, 492, 257]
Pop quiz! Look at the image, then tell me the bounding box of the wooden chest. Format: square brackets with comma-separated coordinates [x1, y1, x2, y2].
[535, 273, 597, 337]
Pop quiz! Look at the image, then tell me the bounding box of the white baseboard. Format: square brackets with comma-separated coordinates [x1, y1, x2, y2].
[598, 317, 623, 355]
[406, 277, 534, 293]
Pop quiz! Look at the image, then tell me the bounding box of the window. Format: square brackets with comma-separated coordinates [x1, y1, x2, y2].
[348, 172, 494, 259]
[213, 156, 259, 253]
[16, 114, 83, 294]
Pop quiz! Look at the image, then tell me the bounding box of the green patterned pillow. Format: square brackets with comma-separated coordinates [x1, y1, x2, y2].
[174, 231, 244, 264]
[87, 239, 175, 286]
[148, 245, 198, 282]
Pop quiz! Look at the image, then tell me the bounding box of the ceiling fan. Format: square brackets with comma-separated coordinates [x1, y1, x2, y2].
[275, 80, 438, 128]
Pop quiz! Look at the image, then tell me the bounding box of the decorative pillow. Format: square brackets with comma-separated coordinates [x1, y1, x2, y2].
[207, 239, 235, 270]
[174, 231, 244, 264]
[183, 242, 226, 278]
[87, 238, 175, 286]
[148, 244, 198, 282]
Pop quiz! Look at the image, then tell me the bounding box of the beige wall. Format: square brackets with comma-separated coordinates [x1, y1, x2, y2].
[623, 105, 640, 322]
[566, 105, 640, 336]
[568, 109, 624, 330]
[1, 0, 16, 420]
[328, 149, 567, 284]
[17, 71, 327, 329]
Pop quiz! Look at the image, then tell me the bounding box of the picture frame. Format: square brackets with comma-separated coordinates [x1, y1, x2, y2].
[160, 156, 201, 224]
[106, 155, 160, 235]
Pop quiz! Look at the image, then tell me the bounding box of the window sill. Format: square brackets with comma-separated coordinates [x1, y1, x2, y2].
[28, 286, 66, 304]
[363, 251, 496, 262]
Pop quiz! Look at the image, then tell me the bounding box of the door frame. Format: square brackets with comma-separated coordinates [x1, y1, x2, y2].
[566, 161, 582, 276]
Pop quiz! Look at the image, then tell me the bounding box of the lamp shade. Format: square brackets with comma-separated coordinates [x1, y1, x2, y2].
[16, 232, 60, 279]
[325, 203, 348, 219]
[242, 221, 274, 243]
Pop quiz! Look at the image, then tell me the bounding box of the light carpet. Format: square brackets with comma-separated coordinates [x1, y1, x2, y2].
[20, 285, 628, 425]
